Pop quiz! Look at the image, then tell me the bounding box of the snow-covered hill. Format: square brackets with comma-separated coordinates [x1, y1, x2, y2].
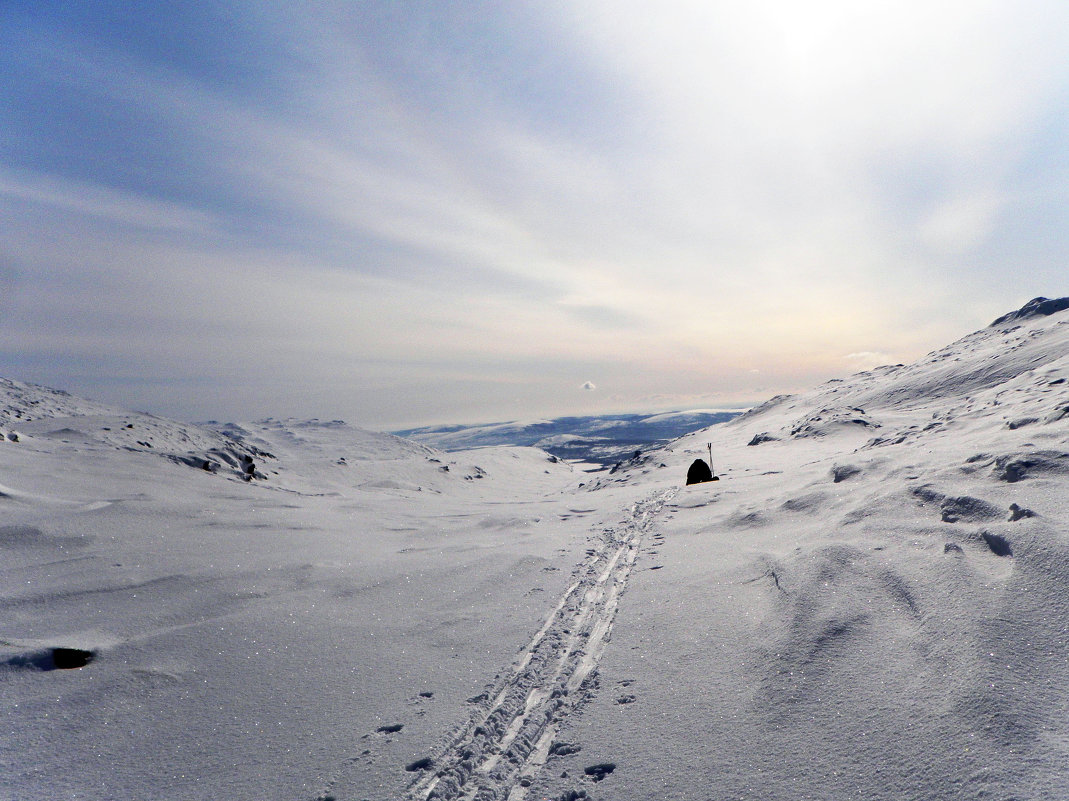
[1, 297, 1067, 801]
[523, 298, 1069, 801]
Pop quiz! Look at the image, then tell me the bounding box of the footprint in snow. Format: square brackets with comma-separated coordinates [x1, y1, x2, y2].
[584, 762, 616, 782]
[548, 741, 582, 757]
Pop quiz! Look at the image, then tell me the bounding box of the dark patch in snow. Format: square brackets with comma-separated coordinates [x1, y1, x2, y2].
[980, 531, 1013, 557]
[1045, 404, 1069, 423]
[405, 756, 434, 772]
[1006, 417, 1038, 430]
[549, 741, 582, 757]
[781, 492, 828, 512]
[940, 496, 1002, 523]
[747, 432, 779, 446]
[789, 407, 878, 439]
[993, 451, 1069, 482]
[831, 464, 861, 483]
[910, 485, 946, 505]
[0, 524, 47, 546]
[944, 542, 965, 555]
[1008, 503, 1035, 521]
[51, 647, 94, 669]
[960, 454, 996, 474]
[5, 647, 95, 671]
[729, 510, 767, 528]
[0, 524, 86, 549]
[583, 762, 616, 781]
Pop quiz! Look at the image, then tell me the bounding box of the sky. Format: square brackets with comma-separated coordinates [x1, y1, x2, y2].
[2, 1, 1068, 430]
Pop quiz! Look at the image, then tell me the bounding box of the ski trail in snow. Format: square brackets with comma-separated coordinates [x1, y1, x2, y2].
[404, 487, 676, 801]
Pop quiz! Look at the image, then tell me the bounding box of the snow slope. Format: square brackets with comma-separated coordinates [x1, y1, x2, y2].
[2, 297, 1067, 801]
[523, 300, 1069, 801]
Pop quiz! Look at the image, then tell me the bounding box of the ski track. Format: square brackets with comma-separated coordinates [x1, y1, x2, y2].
[402, 487, 676, 801]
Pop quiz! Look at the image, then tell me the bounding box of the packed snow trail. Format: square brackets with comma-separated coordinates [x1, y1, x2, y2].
[401, 488, 676, 801]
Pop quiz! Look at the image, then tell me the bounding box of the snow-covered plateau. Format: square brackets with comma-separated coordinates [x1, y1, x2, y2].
[2, 297, 1068, 801]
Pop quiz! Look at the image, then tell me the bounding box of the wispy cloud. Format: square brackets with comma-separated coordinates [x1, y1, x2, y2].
[3, 2, 1069, 426]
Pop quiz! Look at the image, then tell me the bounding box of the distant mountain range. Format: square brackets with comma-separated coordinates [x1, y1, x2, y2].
[394, 409, 743, 468]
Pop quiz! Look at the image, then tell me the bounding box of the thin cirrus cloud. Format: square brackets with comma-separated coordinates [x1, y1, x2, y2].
[2, 1, 1069, 427]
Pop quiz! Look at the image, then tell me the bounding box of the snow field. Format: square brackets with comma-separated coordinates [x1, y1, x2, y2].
[2, 299, 1068, 800]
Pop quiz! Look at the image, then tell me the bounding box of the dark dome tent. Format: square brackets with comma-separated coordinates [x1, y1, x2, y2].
[686, 458, 718, 485]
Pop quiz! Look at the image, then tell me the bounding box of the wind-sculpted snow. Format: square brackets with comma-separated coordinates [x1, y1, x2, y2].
[2, 298, 1069, 800]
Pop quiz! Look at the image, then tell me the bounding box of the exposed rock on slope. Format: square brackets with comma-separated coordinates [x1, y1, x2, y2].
[989, 295, 1069, 326]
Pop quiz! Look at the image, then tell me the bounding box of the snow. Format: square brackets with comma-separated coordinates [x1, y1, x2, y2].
[638, 408, 745, 424]
[2, 300, 1068, 800]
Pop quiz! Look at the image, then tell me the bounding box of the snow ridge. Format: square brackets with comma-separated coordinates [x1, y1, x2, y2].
[989, 296, 1069, 326]
[402, 488, 676, 801]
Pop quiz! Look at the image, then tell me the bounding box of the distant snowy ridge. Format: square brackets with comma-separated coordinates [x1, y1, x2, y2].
[395, 409, 742, 467]
[0, 375, 274, 481]
[0, 381, 570, 495]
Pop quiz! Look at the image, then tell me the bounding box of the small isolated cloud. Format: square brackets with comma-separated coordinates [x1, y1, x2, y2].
[581, 381, 596, 391]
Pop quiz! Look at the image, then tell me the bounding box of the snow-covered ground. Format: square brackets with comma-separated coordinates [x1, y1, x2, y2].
[2, 298, 1068, 800]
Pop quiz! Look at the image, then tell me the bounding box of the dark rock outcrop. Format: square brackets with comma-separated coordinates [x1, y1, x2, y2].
[990, 296, 1069, 326]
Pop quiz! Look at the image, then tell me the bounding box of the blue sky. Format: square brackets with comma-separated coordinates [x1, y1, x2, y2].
[2, 1, 1068, 428]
